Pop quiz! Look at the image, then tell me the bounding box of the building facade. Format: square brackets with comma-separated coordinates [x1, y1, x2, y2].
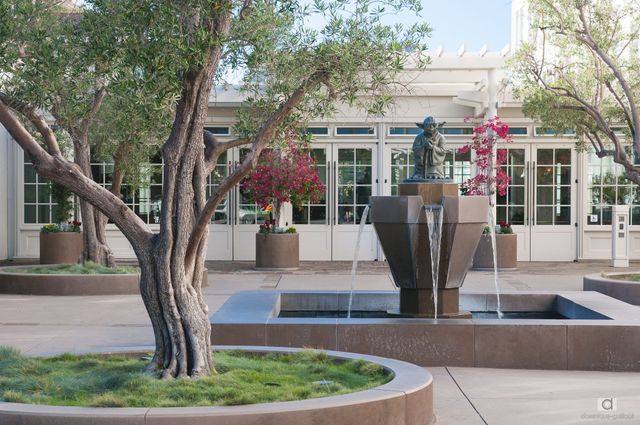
[1, 1, 638, 263]
[1, 49, 637, 263]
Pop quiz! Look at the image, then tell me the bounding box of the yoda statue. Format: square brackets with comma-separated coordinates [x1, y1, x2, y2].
[407, 116, 450, 181]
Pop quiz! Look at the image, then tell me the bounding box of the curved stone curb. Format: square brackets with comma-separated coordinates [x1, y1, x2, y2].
[584, 272, 640, 305]
[0, 266, 208, 296]
[0, 346, 435, 425]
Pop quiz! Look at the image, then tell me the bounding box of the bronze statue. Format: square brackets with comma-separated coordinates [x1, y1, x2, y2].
[407, 116, 449, 181]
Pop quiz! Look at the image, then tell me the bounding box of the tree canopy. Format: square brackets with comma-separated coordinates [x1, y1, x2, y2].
[0, 0, 432, 379]
[510, 0, 640, 183]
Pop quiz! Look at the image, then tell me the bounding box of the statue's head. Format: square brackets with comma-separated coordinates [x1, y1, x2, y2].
[416, 116, 438, 136]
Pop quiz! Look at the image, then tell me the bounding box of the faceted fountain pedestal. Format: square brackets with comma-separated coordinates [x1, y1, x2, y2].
[370, 182, 488, 318]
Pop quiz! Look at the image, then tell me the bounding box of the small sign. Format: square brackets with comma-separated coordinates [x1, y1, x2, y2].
[589, 214, 598, 223]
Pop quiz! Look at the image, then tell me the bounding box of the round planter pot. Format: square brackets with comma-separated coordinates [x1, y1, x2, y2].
[255, 233, 299, 270]
[472, 233, 517, 270]
[0, 266, 209, 296]
[0, 346, 435, 425]
[584, 272, 640, 305]
[39, 232, 83, 265]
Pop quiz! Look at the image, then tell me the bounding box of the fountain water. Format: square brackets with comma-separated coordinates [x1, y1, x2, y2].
[348, 205, 370, 319]
[487, 208, 503, 318]
[424, 205, 443, 319]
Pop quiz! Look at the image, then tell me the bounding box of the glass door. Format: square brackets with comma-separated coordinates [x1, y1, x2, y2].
[205, 150, 234, 260]
[331, 144, 378, 260]
[497, 147, 530, 261]
[529, 145, 576, 261]
[292, 145, 332, 260]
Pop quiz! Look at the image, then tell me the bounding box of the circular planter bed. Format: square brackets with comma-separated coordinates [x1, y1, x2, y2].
[583, 272, 640, 305]
[0, 266, 208, 296]
[0, 346, 434, 425]
[472, 233, 517, 271]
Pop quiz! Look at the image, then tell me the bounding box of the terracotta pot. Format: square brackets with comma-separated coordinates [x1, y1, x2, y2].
[39, 232, 83, 264]
[472, 233, 517, 270]
[255, 233, 299, 269]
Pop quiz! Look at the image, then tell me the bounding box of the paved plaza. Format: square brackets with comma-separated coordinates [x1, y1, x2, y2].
[0, 260, 639, 424]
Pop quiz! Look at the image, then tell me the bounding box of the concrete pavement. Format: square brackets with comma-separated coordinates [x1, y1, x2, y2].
[0, 261, 639, 424]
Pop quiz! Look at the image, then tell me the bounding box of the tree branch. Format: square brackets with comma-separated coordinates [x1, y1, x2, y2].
[576, 4, 640, 153]
[185, 72, 327, 264]
[0, 99, 153, 254]
[0, 93, 61, 156]
[79, 86, 107, 137]
[203, 131, 249, 173]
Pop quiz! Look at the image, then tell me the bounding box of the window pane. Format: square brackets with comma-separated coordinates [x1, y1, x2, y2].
[24, 185, 36, 203]
[536, 206, 553, 225]
[24, 205, 37, 223]
[537, 167, 553, 185]
[338, 149, 354, 165]
[537, 149, 554, 164]
[338, 206, 354, 224]
[24, 164, 37, 183]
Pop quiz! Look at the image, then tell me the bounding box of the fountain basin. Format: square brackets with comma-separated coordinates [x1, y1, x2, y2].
[211, 290, 640, 371]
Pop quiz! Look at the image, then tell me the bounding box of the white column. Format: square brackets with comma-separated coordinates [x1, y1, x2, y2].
[0, 125, 8, 260]
[611, 205, 629, 267]
[487, 69, 498, 214]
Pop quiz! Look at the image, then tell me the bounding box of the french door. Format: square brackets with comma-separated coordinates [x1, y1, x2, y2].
[498, 144, 576, 261]
[293, 143, 378, 261]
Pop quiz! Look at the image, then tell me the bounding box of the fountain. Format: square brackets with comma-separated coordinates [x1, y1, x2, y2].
[370, 183, 487, 318]
[211, 116, 640, 372]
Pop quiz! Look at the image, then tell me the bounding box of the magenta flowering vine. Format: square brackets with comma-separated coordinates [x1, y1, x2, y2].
[242, 130, 325, 231]
[458, 116, 512, 198]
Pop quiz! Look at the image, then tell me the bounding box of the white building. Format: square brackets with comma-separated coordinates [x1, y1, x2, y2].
[0, 2, 637, 263]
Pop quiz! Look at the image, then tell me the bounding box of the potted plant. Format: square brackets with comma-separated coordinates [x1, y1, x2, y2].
[459, 117, 518, 270]
[39, 182, 83, 264]
[473, 221, 518, 270]
[242, 130, 324, 269]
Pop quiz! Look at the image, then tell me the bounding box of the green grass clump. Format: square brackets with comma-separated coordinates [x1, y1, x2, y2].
[5, 262, 139, 275]
[607, 274, 640, 282]
[0, 348, 390, 407]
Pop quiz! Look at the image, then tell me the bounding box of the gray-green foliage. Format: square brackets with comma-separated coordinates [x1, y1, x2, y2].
[231, 0, 431, 140]
[510, 0, 640, 154]
[0, 1, 173, 189]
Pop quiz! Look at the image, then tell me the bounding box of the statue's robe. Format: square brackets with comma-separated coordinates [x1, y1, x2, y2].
[412, 131, 447, 179]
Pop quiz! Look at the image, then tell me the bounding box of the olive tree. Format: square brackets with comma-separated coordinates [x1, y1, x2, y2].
[0, 0, 430, 378]
[510, 0, 640, 183]
[0, 1, 173, 266]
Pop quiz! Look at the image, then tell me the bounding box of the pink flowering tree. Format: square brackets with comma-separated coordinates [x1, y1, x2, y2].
[242, 131, 325, 231]
[458, 116, 513, 200]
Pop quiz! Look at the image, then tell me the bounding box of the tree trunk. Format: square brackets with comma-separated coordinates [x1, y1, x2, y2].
[73, 137, 116, 267]
[139, 243, 212, 378]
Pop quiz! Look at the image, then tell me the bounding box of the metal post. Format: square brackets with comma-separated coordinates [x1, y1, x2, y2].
[611, 205, 630, 267]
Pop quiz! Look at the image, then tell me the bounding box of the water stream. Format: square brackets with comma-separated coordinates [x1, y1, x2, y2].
[487, 208, 503, 318]
[348, 205, 370, 319]
[424, 205, 444, 319]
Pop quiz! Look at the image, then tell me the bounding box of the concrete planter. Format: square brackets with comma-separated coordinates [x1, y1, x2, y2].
[584, 272, 640, 305]
[255, 233, 299, 270]
[473, 233, 517, 270]
[40, 231, 83, 264]
[0, 266, 208, 296]
[0, 346, 434, 425]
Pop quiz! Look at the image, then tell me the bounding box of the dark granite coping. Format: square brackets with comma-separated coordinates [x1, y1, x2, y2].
[0, 346, 434, 425]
